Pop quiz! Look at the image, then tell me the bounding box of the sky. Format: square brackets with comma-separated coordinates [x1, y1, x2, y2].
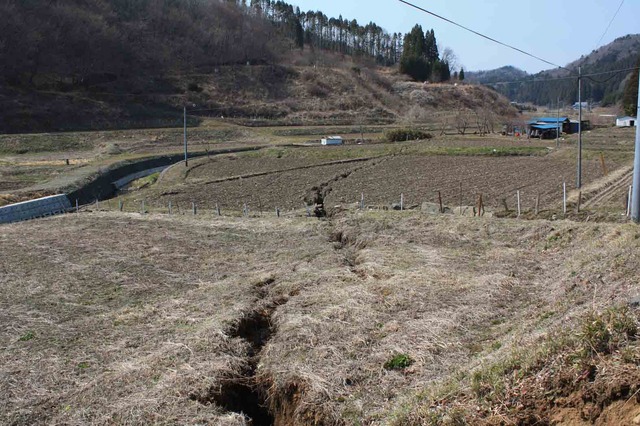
[287, 0, 640, 73]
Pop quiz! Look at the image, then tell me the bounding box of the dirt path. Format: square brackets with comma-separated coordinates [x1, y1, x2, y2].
[581, 165, 633, 209]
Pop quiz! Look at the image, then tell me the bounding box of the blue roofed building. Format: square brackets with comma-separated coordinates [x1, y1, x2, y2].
[527, 117, 569, 139]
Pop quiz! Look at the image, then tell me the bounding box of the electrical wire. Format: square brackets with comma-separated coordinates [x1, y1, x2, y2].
[396, 0, 573, 73]
[593, 0, 625, 52]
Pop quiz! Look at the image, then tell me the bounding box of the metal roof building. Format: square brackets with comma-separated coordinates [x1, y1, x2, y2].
[616, 116, 636, 127]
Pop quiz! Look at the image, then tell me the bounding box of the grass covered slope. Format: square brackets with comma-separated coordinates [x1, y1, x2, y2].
[1, 210, 638, 424]
[0, 213, 341, 425]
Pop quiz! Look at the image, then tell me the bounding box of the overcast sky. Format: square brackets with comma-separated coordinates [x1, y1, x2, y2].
[287, 0, 639, 73]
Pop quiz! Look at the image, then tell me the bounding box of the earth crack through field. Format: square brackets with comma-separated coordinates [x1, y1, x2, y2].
[200, 156, 376, 186]
[306, 156, 391, 216]
[190, 277, 284, 425]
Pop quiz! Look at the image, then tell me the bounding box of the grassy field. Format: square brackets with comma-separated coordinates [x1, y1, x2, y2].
[1, 210, 638, 425]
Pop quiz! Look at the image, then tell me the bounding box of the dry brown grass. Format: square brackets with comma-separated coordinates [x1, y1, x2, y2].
[2, 208, 638, 425]
[0, 212, 339, 425]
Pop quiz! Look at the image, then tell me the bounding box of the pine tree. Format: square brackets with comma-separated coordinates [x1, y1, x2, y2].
[399, 24, 429, 81]
[459, 68, 465, 81]
[622, 60, 639, 116]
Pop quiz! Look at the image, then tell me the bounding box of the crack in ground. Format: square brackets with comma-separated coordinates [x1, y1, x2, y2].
[306, 156, 391, 217]
[191, 277, 283, 425]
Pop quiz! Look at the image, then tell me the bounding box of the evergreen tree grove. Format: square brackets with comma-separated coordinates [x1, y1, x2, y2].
[399, 24, 450, 82]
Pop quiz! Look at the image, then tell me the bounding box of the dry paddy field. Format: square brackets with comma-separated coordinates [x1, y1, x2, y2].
[1, 210, 639, 425]
[130, 131, 633, 217]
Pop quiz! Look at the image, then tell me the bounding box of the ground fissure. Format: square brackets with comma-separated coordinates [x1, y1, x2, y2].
[191, 277, 284, 425]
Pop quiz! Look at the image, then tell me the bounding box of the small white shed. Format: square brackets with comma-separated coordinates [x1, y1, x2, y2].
[321, 136, 343, 146]
[616, 116, 636, 127]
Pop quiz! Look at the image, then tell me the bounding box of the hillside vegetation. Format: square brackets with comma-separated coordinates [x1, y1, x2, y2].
[0, 0, 495, 133]
[467, 34, 640, 107]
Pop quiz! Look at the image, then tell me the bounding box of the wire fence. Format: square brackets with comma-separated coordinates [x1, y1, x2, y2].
[75, 182, 635, 221]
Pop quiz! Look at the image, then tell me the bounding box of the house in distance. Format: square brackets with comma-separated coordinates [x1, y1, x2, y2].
[616, 116, 636, 127]
[527, 116, 590, 139]
[527, 117, 568, 139]
[321, 136, 343, 146]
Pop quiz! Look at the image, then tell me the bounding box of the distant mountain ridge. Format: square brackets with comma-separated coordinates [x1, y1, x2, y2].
[466, 66, 529, 84]
[466, 34, 640, 107]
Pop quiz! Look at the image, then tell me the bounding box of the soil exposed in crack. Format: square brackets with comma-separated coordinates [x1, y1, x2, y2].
[306, 156, 390, 218]
[192, 278, 282, 425]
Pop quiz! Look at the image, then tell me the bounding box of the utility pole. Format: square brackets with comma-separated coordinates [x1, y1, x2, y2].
[556, 96, 560, 148]
[184, 106, 188, 167]
[577, 67, 582, 189]
[631, 70, 640, 222]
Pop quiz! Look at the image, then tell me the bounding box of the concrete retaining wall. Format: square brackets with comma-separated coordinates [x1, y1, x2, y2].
[67, 147, 265, 205]
[113, 166, 168, 190]
[0, 194, 72, 224]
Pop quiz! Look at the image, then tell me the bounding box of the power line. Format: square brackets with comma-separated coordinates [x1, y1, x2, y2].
[396, 0, 572, 73]
[593, 0, 625, 51]
[481, 66, 640, 87]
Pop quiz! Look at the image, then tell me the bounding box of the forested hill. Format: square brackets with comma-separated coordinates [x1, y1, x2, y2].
[0, 0, 418, 132]
[466, 66, 529, 86]
[467, 35, 640, 107]
[0, 0, 402, 89]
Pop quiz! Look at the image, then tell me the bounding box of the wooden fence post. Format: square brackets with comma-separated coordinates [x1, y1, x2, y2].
[535, 193, 540, 216]
[400, 193, 404, 211]
[437, 190, 443, 214]
[600, 153, 608, 176]
[563, 180, 567, 215]
[517, 190, 521, 218]
[476, 194, 484, 217]
[76, 199, 79, 213]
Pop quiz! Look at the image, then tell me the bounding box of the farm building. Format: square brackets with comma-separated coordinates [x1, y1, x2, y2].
[616, 116, 636, 127]
[527, 117, 590, 138]
[321, 136, 343, 145]
[568, 119, 591, 133]
[527, 117, 568, 138]
[528, 123, 560, 139]
[529, 117, 571, 133]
